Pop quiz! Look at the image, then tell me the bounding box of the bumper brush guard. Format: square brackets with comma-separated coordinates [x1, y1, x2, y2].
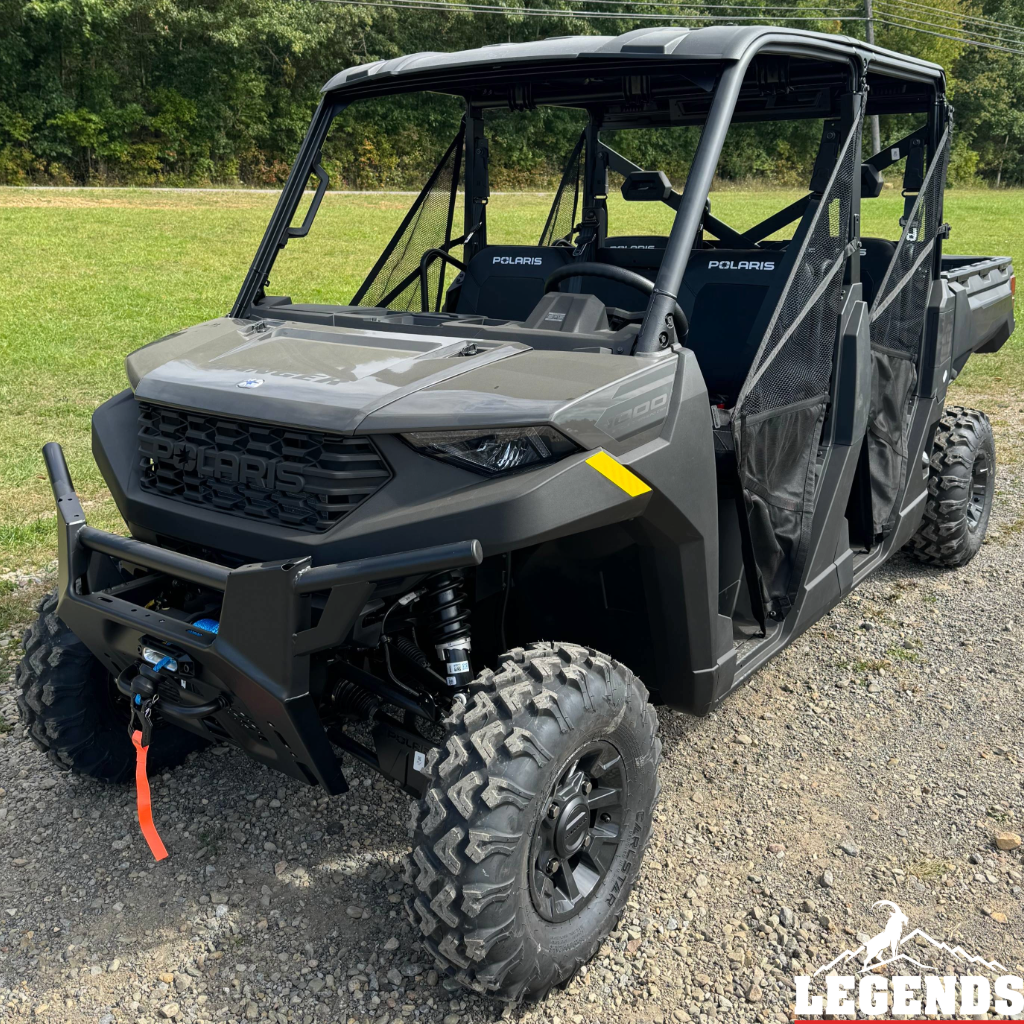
[42, 441, 482, 795]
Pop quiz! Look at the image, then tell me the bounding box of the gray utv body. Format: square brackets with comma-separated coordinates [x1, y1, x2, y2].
[46, 26, 1013, 798]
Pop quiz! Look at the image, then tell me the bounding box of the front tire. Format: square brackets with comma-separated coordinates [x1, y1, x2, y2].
[16, 592, 208, 783]
[906, 407, 996, 567]
[403, 642, 661, 1001]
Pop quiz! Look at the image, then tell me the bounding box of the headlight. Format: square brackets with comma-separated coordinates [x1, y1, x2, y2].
[402, 426, 578, 476]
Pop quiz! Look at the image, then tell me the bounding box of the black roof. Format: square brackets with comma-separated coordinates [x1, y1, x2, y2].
[321, 26, 945, 96]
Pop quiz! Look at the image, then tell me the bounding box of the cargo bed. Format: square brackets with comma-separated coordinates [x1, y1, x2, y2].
[941, 254, 1015, 364]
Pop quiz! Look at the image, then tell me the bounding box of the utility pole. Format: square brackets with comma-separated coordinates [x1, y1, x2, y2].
[864, 0, 882, 155]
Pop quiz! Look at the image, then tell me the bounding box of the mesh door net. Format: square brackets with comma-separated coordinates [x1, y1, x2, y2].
[732, 98, 864, 618]
[866, 127, 951, 534]
[351, 122, 465, 312]
[539, 131, 585, 247]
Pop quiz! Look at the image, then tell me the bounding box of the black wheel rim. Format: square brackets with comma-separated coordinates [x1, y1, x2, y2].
[528, 740, 625, 923]
[967, 451, 990, 531]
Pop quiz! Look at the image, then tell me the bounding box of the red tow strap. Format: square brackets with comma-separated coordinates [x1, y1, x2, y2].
[131, 729, 169, 861]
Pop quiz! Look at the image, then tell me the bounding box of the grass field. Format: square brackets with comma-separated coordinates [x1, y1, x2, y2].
[1, 185, 1022, 587]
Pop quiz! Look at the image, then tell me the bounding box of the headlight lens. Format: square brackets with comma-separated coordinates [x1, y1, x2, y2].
[402, 426, 578, 476]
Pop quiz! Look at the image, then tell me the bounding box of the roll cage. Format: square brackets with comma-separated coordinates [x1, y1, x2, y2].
[233, 26, 948, 354]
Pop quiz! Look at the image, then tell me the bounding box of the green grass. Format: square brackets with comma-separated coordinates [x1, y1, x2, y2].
[1, 185, 1022, 572]
[0, 585, 44, 635]
[908, 859, 952, 881]
[886, 645, 921, 664]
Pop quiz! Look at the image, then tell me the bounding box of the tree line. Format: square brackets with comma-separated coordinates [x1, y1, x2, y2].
[1, 0, 1022, 189]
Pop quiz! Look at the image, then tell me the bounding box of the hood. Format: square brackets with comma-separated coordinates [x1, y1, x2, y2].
[127, 317, 524, 433]
[125, 317, 669, 442]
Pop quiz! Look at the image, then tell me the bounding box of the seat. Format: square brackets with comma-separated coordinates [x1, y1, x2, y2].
[595, 243, 784, 402]
[860, 237, 897, 307]
[595, 237, 667, 310]
[678, 250, 787, 402]
[603, 235, 669, 256]
[455, 239, 783, 406]
[453, 245, 574, 322]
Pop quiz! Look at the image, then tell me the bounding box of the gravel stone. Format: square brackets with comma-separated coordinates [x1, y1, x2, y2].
[995, 831, 1021, 851]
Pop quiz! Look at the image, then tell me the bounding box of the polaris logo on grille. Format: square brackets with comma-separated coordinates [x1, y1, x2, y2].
[140, 438, 306, 492]
[492, 255, 544, 266]
[137, 404, 391, 533]
[708, 259, 775, 270]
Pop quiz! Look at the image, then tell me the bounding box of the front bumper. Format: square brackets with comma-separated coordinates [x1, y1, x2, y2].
[43, 442, 481, 794]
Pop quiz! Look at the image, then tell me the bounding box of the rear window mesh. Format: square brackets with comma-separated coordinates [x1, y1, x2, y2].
[864, 126, 951, 536]
[736, 104, 862, 419]
[351, 121, 465, 312]
[869, 127, 951, 356]
[539, 131, 585, 247]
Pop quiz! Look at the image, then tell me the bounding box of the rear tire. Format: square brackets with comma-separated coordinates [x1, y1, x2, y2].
[403, 642, 661, 1002]
[906, 407, 995, 567]
[16, 592, 208, 783]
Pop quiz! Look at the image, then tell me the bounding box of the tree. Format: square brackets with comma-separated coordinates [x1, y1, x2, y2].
[0, 0, 1019, 186]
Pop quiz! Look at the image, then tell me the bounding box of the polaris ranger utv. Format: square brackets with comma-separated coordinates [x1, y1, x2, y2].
[19, 26, 1015, 1001]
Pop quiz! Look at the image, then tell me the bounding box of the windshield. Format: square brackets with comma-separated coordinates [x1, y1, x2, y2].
[262, 95, 709, 313]
[233, 50, 867, 350]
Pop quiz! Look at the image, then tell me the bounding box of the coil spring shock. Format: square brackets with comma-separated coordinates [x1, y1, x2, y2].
[422, 570, 473, 688]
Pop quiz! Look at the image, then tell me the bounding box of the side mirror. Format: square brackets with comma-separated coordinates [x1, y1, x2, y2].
[861, 164, 885, 199]
[621, 170, 673, 203]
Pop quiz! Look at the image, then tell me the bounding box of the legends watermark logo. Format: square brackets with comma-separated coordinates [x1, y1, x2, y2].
[794, 901, 1023, 1018]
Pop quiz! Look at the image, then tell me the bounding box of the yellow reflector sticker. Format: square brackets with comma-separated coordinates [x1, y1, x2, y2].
[586, 451, 652, 498]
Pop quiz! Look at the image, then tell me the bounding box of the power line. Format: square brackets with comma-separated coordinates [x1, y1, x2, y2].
[866, 0, 1024, 53]
[305, 0, 866, 22]
[884, 0, 1024, 39]
[873, 1, 1024, 48]
[874, 15, 1024, 54]
[556, 0, 862, 8]
[435, 0, 863, 14]
[519, 0, 861, 12]
[299, 0, 1024, 55]
[305, 0, 865, 13]
[523, 0, 1024, 48]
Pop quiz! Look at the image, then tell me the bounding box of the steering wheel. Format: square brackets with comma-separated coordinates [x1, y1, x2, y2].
[544, 262, 688, 346]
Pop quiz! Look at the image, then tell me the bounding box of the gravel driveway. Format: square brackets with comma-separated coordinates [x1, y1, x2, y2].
[1, 391, 1022, 1024]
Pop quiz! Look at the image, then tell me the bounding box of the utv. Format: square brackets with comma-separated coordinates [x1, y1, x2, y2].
[19, 25, 1015, 1001]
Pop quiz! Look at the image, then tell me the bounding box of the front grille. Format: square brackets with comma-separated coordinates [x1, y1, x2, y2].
[137, 403, 391, 533]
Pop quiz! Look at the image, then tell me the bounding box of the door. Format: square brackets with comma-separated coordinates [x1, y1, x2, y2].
[865, 127, 951, 536]
[732, 95, 865, 619]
